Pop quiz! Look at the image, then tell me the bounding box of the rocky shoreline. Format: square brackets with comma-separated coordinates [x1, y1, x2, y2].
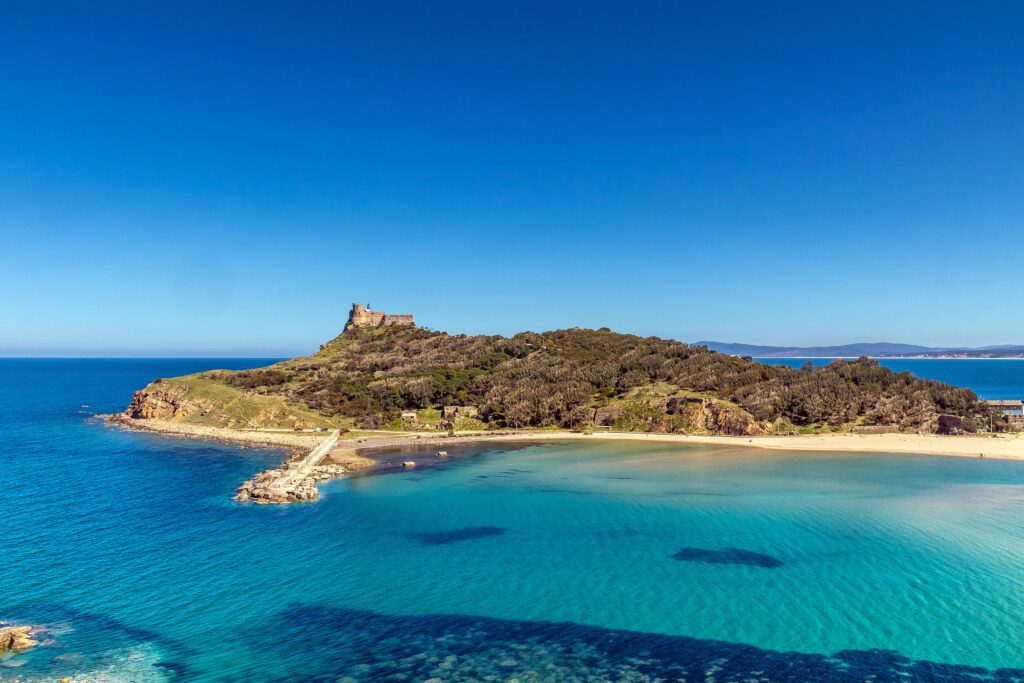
[102, 413, 324, 451]
[234, 430, 348, 504]
[0, 624, 39, 655]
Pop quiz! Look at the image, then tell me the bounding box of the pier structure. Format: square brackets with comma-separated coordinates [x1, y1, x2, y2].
[235, 429, 343, 503]
[984, 399, 1024, 414]
[984, 400, 1024, 431]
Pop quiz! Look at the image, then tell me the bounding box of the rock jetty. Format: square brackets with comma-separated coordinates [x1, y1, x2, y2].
[235, 430, 343, 504]
[0, 624, 38, 654]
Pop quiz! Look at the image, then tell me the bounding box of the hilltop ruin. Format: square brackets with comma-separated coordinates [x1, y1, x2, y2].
[344, 303, 415, 331]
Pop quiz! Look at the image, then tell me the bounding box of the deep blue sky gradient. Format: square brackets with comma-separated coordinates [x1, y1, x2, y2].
[2, 1, 1022, 355]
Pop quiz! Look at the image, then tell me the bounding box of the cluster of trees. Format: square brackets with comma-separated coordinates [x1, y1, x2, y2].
[225, 369, 291, 389]
[220, 327, 992, 433]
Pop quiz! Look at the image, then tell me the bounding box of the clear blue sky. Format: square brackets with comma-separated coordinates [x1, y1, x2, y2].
[2, 1, 1022, 356]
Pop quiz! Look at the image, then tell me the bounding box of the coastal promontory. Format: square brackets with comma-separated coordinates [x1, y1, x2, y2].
[121, 304, 1000, 438]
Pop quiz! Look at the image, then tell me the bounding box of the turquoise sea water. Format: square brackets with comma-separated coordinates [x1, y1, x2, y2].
[2, 359, 1024, 682]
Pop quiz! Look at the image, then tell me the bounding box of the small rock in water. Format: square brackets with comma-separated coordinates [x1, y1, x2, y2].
[0, 624, 39, 654]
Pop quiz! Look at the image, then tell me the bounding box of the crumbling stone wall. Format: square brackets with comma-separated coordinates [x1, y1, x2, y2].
[345, 304, 415, 330]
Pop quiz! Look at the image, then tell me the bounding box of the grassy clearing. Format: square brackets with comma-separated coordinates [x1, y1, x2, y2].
[162, 375, 346, 429]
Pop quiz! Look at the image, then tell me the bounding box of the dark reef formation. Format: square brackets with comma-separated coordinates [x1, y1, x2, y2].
[231, 604, 1024, 682]
[673, 546, 784, 568]
[408, 525, 507, 545]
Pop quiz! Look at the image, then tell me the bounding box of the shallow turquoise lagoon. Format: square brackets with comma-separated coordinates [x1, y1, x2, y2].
[2, 360, 1024, 681]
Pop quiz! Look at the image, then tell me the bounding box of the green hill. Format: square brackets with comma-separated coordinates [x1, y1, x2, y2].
[124, 325, 997, 435]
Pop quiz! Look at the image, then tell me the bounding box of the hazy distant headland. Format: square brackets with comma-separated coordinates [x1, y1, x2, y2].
[698, 341, 1024, 359]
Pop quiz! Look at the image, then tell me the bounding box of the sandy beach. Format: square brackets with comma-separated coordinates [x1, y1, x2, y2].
[585, 430, 1024, 460]
[108, 415, 1024, 462]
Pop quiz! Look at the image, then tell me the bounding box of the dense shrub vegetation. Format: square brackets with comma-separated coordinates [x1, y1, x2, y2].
[222, 327, 992, 433]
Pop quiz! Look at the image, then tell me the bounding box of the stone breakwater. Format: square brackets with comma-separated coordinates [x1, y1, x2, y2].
[232, 432, 513, 504]
[235, 430, 344, 504]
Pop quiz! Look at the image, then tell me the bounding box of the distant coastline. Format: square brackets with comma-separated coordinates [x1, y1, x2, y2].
[701, 341, 1024, 359]
[758, 356, 1024, 361]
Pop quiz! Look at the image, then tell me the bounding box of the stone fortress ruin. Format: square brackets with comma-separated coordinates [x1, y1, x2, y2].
[344, 303, 415, 331]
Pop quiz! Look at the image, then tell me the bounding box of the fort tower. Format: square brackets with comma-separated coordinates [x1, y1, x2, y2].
[345, 303, 415, 331]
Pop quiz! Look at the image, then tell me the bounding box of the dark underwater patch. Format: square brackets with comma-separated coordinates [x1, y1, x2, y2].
[673, 546, 784, 568]
[526, 487, 595, 495]
[660, 488, 731, 497]
[409, 525, 507, 545]
[235, 604, 1023, 682]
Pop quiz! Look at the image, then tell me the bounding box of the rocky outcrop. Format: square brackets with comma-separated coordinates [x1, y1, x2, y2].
[234, 430, 346, 504]
[234, 470, 320, 504]
[234, 461, 349, 504]
[936, 414, 975, 435]
[0, 624, 38, 654]
[123, 378, 318, 430]
[596, 392, 764, 436]
[124, 380, 207, 421]
[696, 401, 763, 436]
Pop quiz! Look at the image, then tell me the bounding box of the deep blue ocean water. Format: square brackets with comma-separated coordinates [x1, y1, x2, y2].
[2, 359, 1024, 682]
[760, 358, 1024, 400]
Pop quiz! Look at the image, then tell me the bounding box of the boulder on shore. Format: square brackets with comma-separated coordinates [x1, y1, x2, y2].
[0, 624, 39, 654]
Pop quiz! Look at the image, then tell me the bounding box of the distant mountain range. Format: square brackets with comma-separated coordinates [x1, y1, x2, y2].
[695, 341, 1024, 359]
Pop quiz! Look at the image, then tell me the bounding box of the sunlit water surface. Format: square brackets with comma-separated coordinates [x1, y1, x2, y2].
[2, 360, 1023, 681]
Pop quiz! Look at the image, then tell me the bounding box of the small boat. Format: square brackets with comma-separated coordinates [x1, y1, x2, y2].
[436, 450, 448, 457]
[402, 461, 416, 468]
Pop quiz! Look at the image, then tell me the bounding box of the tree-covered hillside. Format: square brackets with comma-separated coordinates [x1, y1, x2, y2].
[127, 326, 997, 435]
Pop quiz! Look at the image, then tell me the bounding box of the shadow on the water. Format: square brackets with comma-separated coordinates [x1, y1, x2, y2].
[408, 525, 507, 545]
[236, 603, 1024, 682]
[673, 546, 784, 568]
[660, 488, 732, 497]
[525, 486, 595, 495]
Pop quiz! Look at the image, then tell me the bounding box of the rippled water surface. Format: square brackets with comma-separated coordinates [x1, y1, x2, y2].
[2, 360, 1024, 681]
[760, 358, 1024, 400]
